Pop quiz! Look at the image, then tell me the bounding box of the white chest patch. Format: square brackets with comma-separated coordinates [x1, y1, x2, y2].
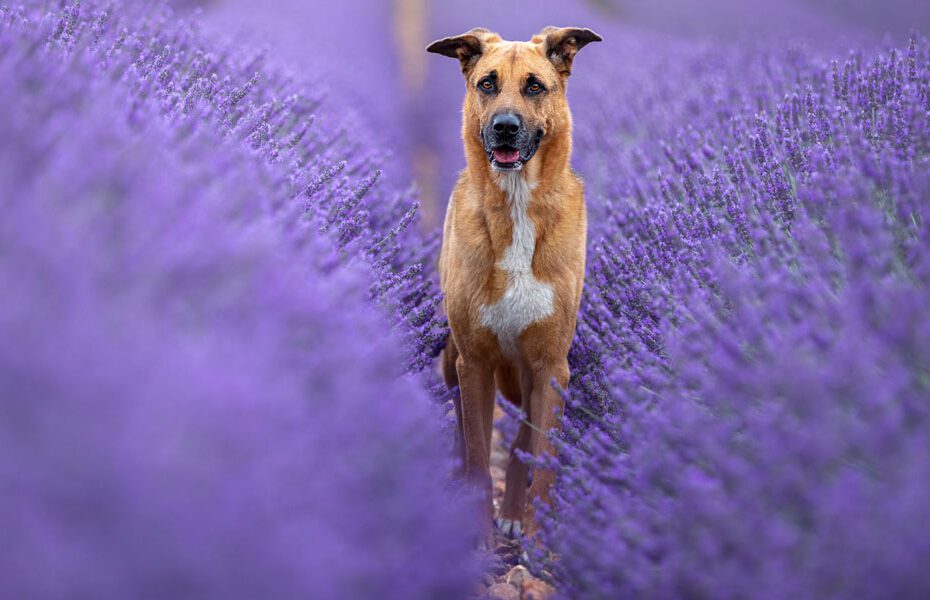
[479, 173, 555, 357]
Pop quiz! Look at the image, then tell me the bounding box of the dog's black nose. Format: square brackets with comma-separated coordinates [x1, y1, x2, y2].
[492, 113, 521, 137]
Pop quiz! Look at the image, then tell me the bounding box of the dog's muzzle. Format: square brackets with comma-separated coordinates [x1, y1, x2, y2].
[483, 112, 543, 171]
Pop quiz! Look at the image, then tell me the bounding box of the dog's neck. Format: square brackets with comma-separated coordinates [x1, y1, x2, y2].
[494, 170, 535, 207]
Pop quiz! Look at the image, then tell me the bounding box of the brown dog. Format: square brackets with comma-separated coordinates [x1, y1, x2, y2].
[427, 26, 601, 539]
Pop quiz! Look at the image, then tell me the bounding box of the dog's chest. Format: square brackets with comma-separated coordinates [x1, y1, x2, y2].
[478, 175, 555, 356]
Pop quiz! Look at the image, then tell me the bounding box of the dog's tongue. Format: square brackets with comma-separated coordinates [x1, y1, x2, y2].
[492, 147, 520, 163]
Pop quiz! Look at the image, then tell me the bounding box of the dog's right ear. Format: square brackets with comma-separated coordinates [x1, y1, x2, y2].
[537, 26, 603, 77]
[426, 28, 496, 76]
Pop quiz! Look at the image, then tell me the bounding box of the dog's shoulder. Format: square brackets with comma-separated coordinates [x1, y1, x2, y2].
[440, 172, 489, 287]
[447, 172, 491, 230]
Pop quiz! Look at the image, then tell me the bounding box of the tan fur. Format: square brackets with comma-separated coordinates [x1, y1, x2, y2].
[429, 27, 600, 538]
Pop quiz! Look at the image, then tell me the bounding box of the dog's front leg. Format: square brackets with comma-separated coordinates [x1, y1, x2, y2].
[524, 359, 570, 536]
[455, 355, 496, 538]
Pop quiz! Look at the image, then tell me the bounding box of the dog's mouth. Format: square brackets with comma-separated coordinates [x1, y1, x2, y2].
[490, 146, 521, 168]
[486, 131, 543, 171]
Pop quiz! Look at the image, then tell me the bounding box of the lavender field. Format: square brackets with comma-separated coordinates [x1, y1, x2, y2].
[2, 1, 928, 598]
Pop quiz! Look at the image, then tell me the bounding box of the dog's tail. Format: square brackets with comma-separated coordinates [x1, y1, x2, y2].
[441, 334, 459, 389]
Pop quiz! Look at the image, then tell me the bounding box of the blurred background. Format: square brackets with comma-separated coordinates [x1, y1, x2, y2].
[4, 2, 927, 596]
[183, 0, 928, 226]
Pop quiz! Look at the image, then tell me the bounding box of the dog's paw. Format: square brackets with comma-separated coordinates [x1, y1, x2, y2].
[495, 517, 523, 539]
[478, 530, 497, 553]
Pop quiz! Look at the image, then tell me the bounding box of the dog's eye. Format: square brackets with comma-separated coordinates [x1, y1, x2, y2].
[478, 78, 496, 93]
[525, 82, 544, 95]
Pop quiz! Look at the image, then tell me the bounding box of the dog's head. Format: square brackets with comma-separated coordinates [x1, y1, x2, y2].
[427, 26, 601, 172]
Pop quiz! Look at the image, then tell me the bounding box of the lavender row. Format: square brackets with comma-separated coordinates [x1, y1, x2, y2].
[0, 2, 477, 597]
[537, 32, 930, 598]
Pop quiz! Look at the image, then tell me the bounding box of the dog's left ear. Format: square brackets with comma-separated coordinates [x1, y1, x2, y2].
[538, 26, 603, 76]
[426, 28, 497, 77]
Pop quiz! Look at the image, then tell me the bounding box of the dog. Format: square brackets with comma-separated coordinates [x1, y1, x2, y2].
[427, 26, 601, 539]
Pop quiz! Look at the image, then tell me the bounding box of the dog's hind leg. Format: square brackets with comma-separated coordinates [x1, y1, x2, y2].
[441, 336, 465, 475]
[498, 421, 532, 538]
[441, 334, 460, 389]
